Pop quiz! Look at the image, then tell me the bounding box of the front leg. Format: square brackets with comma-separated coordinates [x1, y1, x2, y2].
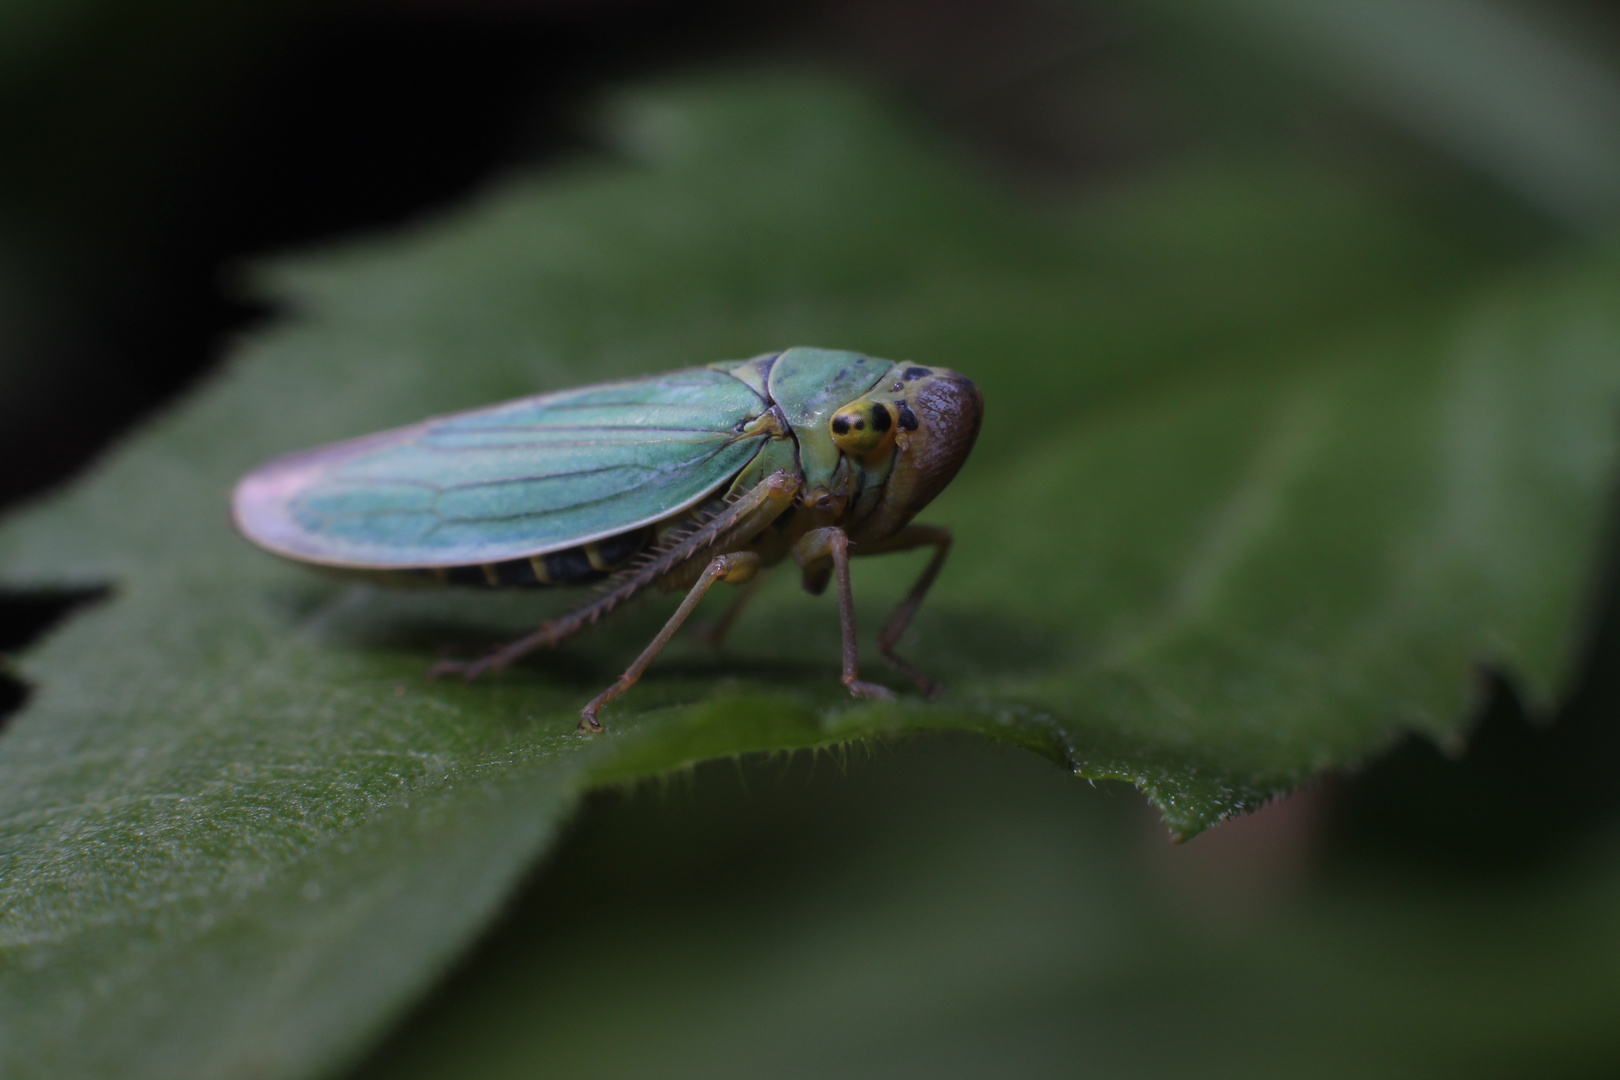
[791, 527, 895, 702]
[850, 524, 951, 699]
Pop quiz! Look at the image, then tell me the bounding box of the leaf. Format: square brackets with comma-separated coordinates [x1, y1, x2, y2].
[1, 72, 1617, 1078]
[1150, 0, 1620, 232]
[350, 739, 1620, 1080]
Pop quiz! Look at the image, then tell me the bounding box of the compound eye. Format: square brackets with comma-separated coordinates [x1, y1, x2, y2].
[829, 400, 894, 454]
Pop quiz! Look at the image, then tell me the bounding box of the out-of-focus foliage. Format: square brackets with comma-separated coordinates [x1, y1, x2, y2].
[1149, 0, 1620, 232]
[2, 58, 1618, 1078]
[352, 738, 1620, 1080]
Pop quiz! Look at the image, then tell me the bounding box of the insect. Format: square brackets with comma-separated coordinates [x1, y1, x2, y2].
[232, 347, 983, 731]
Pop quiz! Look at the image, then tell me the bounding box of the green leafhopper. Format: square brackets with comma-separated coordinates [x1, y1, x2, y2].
[233, 347, 983, 730]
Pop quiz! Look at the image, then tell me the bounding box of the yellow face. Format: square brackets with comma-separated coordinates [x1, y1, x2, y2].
[823, 363, 983, 538]
[828, 398, 899, 456]
[827, 364, 965, 460]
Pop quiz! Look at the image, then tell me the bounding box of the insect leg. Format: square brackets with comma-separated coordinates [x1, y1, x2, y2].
[579, 550, 762, 732]
[693, 569, 767, 646]
[853, 524, 951, 699]
[791, 527, 896, 703]
[428, 618, 572, 682]
[429, 470, 799, 682]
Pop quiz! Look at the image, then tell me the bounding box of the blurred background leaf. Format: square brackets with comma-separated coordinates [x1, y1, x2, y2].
[1152, 0, 1620, 232]
[2, 2, 1620, 1078]
[354, 738, 1620, 1080]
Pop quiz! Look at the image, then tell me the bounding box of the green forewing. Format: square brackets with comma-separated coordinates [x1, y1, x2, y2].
[236, 367, 769, 567]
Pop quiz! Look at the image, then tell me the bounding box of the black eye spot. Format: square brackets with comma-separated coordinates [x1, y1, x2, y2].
[904, 366, 932, 380]
[891, 381, 904, 392]
[870, 403, 892, 432]
[897, 402, 918, 430]
[853, 418, 865, 430]
[832, 416, 850, 435]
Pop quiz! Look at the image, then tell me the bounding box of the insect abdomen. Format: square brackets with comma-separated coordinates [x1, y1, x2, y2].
[398, 525, 654, 589]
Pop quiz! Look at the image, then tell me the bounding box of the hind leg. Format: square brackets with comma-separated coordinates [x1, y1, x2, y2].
[429, 471, 797, 682]
[577, 550, 762, 732]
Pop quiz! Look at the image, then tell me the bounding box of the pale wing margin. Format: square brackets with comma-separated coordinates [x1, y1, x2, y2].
[233, 367, 770, 568]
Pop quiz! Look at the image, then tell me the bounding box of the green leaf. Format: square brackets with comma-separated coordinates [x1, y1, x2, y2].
[1, 72, 1617, 1078]
[350, 739, 1620, 1080]
[1149, 0, 1620, 232]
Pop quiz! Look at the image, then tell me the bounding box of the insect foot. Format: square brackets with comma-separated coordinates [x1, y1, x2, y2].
[426, 657, 473, 681]
[577, 702, 608, 733]
[844, 678, 897, 702]
[578, 670, 638, 733]
[880, 652, 945, 700]
[427, 654, 501, 682]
